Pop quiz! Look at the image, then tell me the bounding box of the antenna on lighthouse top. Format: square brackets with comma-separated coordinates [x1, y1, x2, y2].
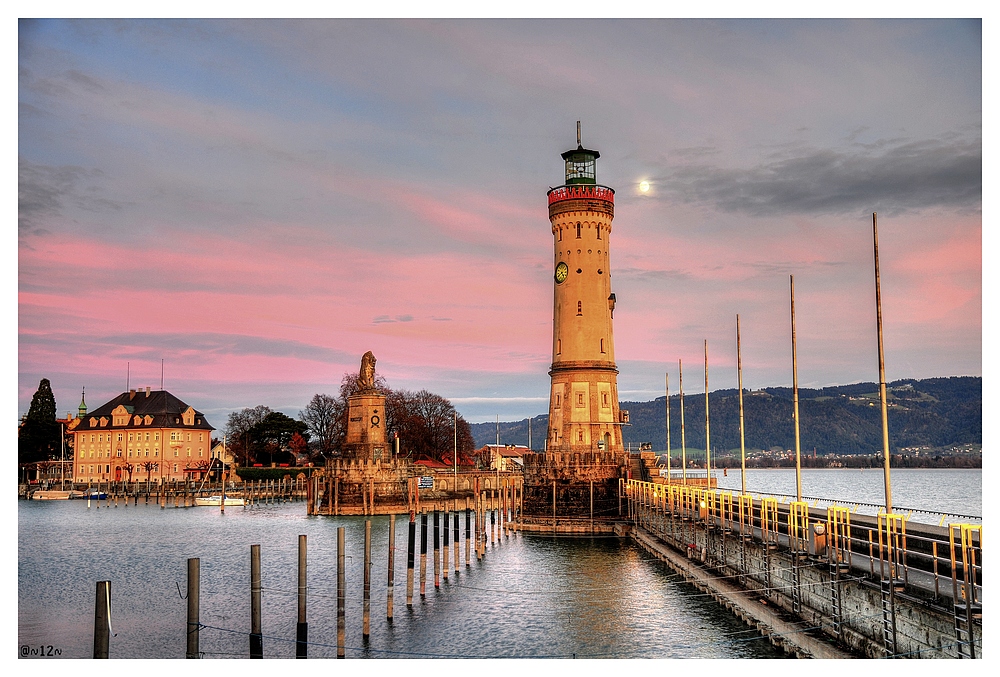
[577, 121, 581, 147]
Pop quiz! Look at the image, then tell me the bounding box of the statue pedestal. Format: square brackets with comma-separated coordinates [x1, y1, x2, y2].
[344, 392, 387, 462]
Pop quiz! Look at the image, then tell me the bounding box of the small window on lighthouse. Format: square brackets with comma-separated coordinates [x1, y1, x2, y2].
[600, 338, 605, 353]
[577, 301, 582, 316]
[597, 226, 601, 240]
[557, 339, 562, 355]
[559, 228, 563, 241]
[578, 430, 584, 442]
[576, 223, 582, 238]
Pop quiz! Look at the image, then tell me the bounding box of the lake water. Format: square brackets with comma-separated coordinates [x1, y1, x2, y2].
[19, 499, 787, 660]
[18, 468, 980, 659]
[713, 468, 982, 522]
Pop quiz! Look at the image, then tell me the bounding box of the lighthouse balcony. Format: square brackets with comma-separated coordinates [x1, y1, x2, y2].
[547, 184, 615, 204]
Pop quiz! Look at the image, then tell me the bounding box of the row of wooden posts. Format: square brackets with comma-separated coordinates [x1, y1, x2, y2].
[91, 495, 519, 658]
[82, 478, 304, 509]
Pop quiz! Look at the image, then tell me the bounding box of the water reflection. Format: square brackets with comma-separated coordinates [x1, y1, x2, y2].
[19, 501, 785, 659]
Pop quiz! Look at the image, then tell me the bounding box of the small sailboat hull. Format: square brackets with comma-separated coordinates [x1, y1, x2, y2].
[194, 495, 245, 506]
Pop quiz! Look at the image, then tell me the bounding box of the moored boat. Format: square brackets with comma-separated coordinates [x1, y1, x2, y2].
[194, 495, 245, 506]
[31, 490, 85, 500]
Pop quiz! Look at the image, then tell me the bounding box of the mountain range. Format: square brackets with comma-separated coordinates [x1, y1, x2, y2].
[468, 376, 981, 456]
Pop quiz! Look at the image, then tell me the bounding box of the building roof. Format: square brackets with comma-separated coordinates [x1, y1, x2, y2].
[80, 389, 214, 431]
[478, 444, 527, 458]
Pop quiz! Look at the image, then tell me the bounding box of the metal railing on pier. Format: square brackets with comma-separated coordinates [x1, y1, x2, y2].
[624, 478, 982, 659]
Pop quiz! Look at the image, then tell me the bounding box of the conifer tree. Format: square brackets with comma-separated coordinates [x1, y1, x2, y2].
[19, 378, 60, 465]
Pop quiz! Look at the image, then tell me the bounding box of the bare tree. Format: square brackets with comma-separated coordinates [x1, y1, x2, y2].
[299, 393, 341, 459]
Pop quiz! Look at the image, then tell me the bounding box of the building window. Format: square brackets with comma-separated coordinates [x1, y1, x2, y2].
[557, 339, 562, 355]
[577, 393, 584, 406]
[597, 226, 601, 240]
[600, 338, 605, 353]
[199, 433, 204, 442]
[578, 430, 584, 442]
[576, 223, 581, 238]
[556, 393, 561, 407]
[174, 450, 179, 457]
[577, 301, 582, 316]
[117, 433, 123, 442]
[559, 228, 563, 242]
[602, 393, 609, 407]
[155, 432, 159, 441]
[173, 464, 178, 473]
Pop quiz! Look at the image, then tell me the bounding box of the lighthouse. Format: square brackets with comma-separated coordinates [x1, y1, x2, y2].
[520, 124, 629, 530]
[546, 124, 624, 455]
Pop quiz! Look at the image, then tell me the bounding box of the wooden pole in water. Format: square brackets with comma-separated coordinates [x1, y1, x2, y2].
[419, 511, 428, 597]
[250, 544, 262, 658]
[872, 213, 894, 513]
[93, 580, 110, 659]
[737, 314, 747, 495]
[387, 514, 395, 620]
[337, 527, 345, 658]
[363, 520, 371, 639]
[433, 509, 440, 588]
[406, 516, 415, 607]
[186, 558, 200, 658]
[465, 506, 471, 566]
[453, 510, 460, 573]
[442, 509, 450, 580]
[297, 535, 307, 658]
[790, 275, 803, 502]
[679, 359, 687, 484]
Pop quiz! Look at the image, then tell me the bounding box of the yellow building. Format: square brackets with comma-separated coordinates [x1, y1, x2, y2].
[546, 128, 625, 454]
[72, 388, 215, 484]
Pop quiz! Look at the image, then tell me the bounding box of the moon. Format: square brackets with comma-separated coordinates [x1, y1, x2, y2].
[639, 180, 650, 193]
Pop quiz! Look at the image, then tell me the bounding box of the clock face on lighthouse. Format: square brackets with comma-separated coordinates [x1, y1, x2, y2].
[555, 261, 569, 283]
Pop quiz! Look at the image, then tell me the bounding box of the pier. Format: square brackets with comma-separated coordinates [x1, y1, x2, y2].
[623, 478, 982, 659]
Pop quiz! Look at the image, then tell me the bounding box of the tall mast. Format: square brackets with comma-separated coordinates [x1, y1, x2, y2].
[736, 314, 747, 495]
[704, 340, 711, 487]
[790, 275, 802, 502]
[873, 213, 893, 512]
[679, 359, 686, 484]
[665, 372, 670, 482]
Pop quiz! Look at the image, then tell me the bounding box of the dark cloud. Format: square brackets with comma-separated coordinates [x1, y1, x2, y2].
[663, 136, 981, 217]
[20, 331, 354, 364]
[18, 157, 122, 234]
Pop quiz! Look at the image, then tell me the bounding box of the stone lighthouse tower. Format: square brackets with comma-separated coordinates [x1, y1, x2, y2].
[521, 124, 628, 530]
[546, 124, 624, 455]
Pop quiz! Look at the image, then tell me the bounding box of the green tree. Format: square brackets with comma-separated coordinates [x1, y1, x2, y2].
[248, 412, 310, 466]
[19, 378, 60, 465]
[224, 405, 273, 467]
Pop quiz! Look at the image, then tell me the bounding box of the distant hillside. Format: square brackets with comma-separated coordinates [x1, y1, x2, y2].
[468, 376, 981, 455]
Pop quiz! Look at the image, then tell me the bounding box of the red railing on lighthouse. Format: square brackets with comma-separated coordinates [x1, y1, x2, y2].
[547, 184, 615, 206]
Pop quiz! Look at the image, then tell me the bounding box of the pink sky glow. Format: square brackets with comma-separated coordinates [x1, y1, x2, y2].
[17, 19, 982, 427]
